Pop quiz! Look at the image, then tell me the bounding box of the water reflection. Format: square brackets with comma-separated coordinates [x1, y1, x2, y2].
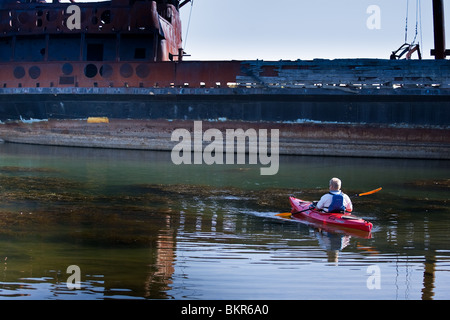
[314, 230, 351, 264]
[145, 215, 176, 299]
[0, 143, 448, 299]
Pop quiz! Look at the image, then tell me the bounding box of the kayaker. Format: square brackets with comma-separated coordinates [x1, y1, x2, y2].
[314, 177, 353, 213]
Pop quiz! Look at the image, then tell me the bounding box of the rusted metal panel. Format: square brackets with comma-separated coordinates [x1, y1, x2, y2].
[174, 61, 242, 87]
[0, 1, 448, 91]
[0, 59, 449, 90]
[0, 1, 182, 62]
[0, 60, 243, 89]
[236, 59, 450, 89]
[0, 0, 447, 114]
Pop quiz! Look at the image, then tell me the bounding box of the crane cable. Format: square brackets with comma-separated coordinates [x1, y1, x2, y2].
[404, 0, 422, 46]
[183, 0, 194, 51]
[404, 0, 409, 43]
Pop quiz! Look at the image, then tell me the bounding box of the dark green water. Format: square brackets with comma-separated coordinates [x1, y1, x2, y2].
[0, 143, 448, 300]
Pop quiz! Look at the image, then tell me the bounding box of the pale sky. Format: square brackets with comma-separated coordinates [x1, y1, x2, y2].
[55, 0, 450, 61]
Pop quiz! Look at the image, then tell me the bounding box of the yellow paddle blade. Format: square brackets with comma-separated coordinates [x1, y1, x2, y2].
[276, 212, 292, 218]
[358, 187, 382, 197]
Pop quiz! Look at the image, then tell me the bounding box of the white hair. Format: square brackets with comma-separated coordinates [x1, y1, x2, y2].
[329, 177, 342, 190]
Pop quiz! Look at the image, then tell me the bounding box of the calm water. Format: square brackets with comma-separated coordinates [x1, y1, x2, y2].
[0, 143, 448, 300]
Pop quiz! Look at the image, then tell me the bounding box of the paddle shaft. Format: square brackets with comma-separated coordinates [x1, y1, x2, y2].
[276, 207, 312, 217]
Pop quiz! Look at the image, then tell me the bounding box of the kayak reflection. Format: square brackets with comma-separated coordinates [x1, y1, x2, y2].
[289, 213, 373, 239]
[280, 211, 372, 264]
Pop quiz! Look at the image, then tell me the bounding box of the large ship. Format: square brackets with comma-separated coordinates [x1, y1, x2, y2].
[0, 0, 448, 159]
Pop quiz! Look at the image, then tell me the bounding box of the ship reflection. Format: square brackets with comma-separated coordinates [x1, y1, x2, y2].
[143, 214, 176, 299]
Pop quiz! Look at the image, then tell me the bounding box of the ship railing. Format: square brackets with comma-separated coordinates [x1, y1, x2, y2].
[234, 78, 450, 90]
[0, 1, 162, 35]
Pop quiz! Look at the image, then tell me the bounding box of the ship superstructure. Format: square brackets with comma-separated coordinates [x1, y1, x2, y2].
[0, 0, 185, 89]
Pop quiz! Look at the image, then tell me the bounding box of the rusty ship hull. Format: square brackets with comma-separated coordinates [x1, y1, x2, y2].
[0, 76, 449, 127]
[0, 0, 448, 159]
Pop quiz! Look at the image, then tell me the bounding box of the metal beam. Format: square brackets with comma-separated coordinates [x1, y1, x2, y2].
[431, 0, 449, 59]
[179, 0, 192, 9]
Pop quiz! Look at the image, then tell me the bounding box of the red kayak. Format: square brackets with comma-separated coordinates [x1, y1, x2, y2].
[289, 196, 373, 233]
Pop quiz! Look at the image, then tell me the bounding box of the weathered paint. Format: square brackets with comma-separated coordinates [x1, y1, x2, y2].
[0, 0, 448, 159]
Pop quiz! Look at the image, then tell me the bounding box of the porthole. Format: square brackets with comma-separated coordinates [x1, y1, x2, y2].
[84, 64, 98, 78]
[29, 66, 41, 79]
[100, 10, 111, 24]
[99, 64, 113, 78]
[62, 63, 73, 75]
[136, 64, 149, 78]
[18, 12, 30, 25]
[120, 63, 133, 78]
[46, 10, 58, 22]
[13, 66, 25, 79]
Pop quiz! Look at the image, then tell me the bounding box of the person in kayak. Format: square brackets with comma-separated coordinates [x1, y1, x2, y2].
[314, 177, 353, 213]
